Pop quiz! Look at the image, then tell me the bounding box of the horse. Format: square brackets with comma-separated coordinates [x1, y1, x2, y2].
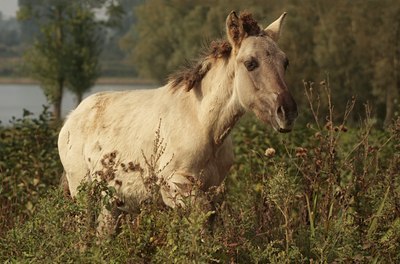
[58, 11, 298, 233]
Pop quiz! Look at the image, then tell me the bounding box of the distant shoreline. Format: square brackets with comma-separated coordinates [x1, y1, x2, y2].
[0, 77, 157, 86]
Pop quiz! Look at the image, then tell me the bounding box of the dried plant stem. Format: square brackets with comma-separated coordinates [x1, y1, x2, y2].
[304, 81, 321, 130]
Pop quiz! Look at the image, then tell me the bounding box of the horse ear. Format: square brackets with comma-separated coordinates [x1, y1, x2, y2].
[264, 12, 287, 42]
[226, 11, 245, 50]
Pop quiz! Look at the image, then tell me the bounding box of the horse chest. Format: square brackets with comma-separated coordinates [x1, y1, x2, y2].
[180, 137, 234, 188]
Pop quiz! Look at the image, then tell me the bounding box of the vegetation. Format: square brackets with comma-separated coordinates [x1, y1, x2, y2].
[1, 82, 399, 262]
[0, 1, 141, 79]
[122, 0, 400, 125]
[1, 1, 398, 124]
[1, 1, 400, 262]
[18, 1, 105, 121]
[64, 6, 102, 105]
[0, 107, 62, 236]
[0, 13, 24, 77]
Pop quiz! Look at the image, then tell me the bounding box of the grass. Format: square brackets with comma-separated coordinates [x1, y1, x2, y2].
[0, 82, 399, 263]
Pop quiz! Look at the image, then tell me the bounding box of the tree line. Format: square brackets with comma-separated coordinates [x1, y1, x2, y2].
[16, 0, 143, 121]
[19, 2, 99, 120]
[16, 0, 400, 125]
[122, 0, 400, 126]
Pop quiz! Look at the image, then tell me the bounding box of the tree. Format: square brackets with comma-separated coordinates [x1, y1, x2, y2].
[120, 0, 206, 82]
[20, 1, 70, 121]
[280, 0, 318, 116]
[17, 0, 40, 44]
[366, 0, 400, 126]
[18, 1, 104, 120]
[65, 6, 101, 105]
[120, 0, 279, 83]
[120, 0, 400, 126]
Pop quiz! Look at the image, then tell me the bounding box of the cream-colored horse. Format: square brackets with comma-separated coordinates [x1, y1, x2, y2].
[58, 11, 297, 231]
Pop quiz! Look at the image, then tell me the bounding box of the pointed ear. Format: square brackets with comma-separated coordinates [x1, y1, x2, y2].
[226, 11, 245, 50]
[265, 12, 287, 42]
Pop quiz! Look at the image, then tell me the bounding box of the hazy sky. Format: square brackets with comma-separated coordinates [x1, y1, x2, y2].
[0, 0, 18, 18]
[0, 1, 107, 20]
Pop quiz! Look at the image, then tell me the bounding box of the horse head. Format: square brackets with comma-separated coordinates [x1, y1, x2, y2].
[227, 11, 298, 133]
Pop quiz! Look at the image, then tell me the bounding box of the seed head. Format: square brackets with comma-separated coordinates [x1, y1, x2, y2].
[264, 148, 276, 158]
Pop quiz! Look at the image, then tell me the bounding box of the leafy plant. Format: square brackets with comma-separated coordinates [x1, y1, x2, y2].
[0, 106, 62, 236]
[1, 81, 399, 262]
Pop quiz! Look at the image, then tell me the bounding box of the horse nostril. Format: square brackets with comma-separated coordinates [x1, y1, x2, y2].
[277, 106, 285, 119]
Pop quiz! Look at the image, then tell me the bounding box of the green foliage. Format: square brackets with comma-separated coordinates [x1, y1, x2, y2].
[0, 17, 21, 54]
[120, 0, 274, 82]
[64, 6, 102, 104]
[122, 0, 400, 125]
[1, 188, 84, 262]
[0, 107, 62, 236]
[1, 84, 400, 262]
[20, 1, 103, 119]
[120, 0, 207, 82]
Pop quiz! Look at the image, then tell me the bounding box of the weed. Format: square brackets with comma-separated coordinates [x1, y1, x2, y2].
[0, 106, 62, 236]
[1, 81, 400, 262]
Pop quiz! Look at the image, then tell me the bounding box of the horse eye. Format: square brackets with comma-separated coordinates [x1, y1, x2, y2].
[244, 59, 259, 71]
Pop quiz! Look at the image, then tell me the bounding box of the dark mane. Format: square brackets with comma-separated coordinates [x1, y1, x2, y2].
[168, 40, 232, 91]
[169, 12, 262, 91]
[239, 11, 262, 36]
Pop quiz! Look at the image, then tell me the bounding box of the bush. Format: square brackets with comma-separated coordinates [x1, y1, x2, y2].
[1, 83, 399, 263]
[0, 106, 62, 235]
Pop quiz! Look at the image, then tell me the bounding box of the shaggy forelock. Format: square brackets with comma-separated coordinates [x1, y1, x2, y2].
[169, 12, 262, 91]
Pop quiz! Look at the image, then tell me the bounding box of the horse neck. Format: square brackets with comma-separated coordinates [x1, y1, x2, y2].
[199, 59, 245, 146]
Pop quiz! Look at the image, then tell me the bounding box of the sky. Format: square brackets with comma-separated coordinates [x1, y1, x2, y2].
[0, 1, 107, 20]
[0, 0, 18, 18]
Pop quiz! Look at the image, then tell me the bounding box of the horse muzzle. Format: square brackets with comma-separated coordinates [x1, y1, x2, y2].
[273, 92, 298, 133]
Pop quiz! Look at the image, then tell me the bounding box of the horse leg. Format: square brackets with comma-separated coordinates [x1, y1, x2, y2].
[159, 173, 208, 209]
[59, 171, 71, 198]
[96, 203, 123, 238]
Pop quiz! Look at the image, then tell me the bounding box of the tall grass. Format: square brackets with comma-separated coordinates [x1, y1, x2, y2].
[0, 82, 399, 263]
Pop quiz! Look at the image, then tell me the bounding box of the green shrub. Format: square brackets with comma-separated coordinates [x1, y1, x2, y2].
[1, 83, 399, 263]
[0, 107, 63, 235]
[0, 188, 85, 263]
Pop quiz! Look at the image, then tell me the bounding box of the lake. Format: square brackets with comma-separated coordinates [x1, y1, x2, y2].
[0, 83, 157, 125]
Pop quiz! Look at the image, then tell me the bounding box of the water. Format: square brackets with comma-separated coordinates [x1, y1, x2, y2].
[0, 83, 157, 124]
